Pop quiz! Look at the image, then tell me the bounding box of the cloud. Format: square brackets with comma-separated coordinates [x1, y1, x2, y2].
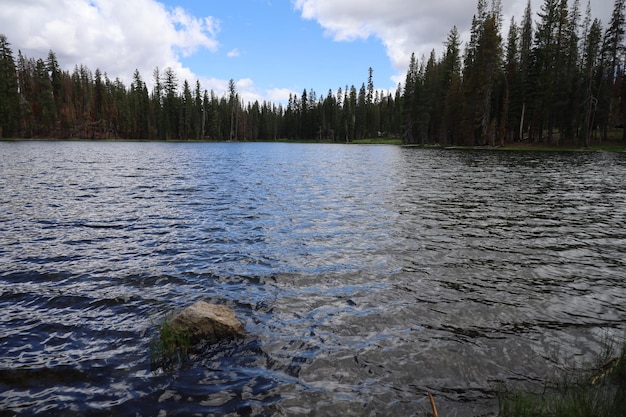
[293, 0, 473, 76]
[234, 78, 280, 105]
[202, 78, 294, 105]
[293, 0, 613, 85]
[0, 0, 290, 104]
[0, 0, 219, 86]
[267, 88, 295, 104]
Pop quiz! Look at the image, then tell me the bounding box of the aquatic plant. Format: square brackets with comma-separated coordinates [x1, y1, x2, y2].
[150, 317, 192, 370]
[498, 340, 626, 417]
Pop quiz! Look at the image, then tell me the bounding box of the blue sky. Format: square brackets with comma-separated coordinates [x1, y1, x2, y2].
[172, 0, 394, 98]
[0, 0, 613, 104]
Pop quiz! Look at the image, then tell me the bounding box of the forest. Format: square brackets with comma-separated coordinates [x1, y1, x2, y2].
[0, 0, 625, 147]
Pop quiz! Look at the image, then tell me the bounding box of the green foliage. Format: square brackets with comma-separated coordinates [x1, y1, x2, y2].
[1, 0, 626, 145]
[150, 318, 192, 370]
[499, 341, 626, 417]
[498, 391, 548, 417]
[0, 34, 20, 138]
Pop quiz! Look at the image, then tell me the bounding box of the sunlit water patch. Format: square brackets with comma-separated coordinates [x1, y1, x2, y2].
[1, 141, 625, 416]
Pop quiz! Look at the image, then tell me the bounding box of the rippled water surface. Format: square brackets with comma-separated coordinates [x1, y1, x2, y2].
[1, 141, 625, 416]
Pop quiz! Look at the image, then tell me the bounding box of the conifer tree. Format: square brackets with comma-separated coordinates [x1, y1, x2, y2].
[441, 27, 462, 144]
[228, 79, 237, 140]
[519, 1, 533, 141]
[604, 0, 626, 138]
[0, 35, 19, 138]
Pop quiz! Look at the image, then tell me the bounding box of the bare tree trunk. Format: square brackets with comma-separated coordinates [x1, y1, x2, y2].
[519, 103, 525, 141]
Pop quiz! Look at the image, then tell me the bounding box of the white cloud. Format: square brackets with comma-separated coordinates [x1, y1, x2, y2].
[267, 88, 295, 104]
[201, 78, 294, 105]
[0, 0, 219, 87]
[235, 78, 286, 105]
[0, 0, 291, 104]
[293, 0, 473, 77]
[293, 0, 613, 86]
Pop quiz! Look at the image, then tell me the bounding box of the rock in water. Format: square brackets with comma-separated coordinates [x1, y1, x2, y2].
[169, 301, 244, 341]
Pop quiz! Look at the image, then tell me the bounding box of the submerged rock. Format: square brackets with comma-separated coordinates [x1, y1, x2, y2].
[169, 301, 244, 341]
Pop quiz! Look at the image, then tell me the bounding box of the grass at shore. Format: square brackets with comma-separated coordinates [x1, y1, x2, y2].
[496, 144, 626, 152]
[3, 136, 625, 151]
[498, 341, 626, 417]
[273, 137, 403, 145]
[351, 137, 403, 145]
[150, 318, 191, 370]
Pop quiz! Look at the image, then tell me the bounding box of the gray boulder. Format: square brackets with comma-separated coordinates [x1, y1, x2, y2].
[169, 301, 244, 341]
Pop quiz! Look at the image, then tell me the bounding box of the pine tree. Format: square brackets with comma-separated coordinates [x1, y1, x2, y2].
[33, 58, 56, 135]
[347, 85, 357, 142]
[182, 79, 193, 139]
[152, 67, 164, 139]
[366, 67, 377, 137]
[504, 18, 520, 142]
[193, 80, 203, 140]
[46, 50, 62, 120]
[604, 0, 626, 83]
[93, 68, 106, 137]
[228, 79, 237, 140]
[519, 1, 533, 141]
[603, 0, 626, 139]
[0, 35, 19, 138]
[403, 53, 419, 144]
[478, 14, 502, 146]
[423, 50, 438, 144]
[356, 83, 367, 140]
[162, 67, 178, 139]
[436, 27, 462, 144]
[531, 0, 562, 142]
[130, 69, 150, 139]
[582, 19, 603, 145]
[561, 0, 582, 141]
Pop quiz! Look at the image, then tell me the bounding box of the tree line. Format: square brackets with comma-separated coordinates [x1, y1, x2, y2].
[405, 0, 626, 147]
[0, 0, 624, 146]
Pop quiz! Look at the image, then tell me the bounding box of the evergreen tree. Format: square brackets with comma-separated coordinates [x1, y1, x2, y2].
[33, 58, 56, 135]
[130, 69, 149, 138]
[46, 50, 62, 120]
[561, 0, 583, 141]
[193, 80, 203, 140]
[162, 67, 179, 139]
[604, 0, 626, 138]
[356, 83, 367, 140]
[531, 0, 561, 142]
[582, 19, 604, 145]
[423, 50, 438, 143]
[152, 67, 164, 139]
[182, 79, 193, 139]
[519, 1, 534, 141]
[228, 79, 237, 140]
[403, 52, 419, 144]
[441, 26, 462, 144]
[93, 68, 106, 137]
[604, 0, 626, 83]
[477, 14, 502, 145]
[504, 18, 520, 142]
[0, 35, 19, 138]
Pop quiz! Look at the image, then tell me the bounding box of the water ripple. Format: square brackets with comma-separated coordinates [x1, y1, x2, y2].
[1, 142, 625, 415]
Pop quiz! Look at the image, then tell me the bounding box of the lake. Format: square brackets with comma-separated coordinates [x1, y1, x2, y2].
[1, 141, 625, 416]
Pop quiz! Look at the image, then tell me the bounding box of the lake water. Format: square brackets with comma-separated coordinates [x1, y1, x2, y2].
[1, 141, 625, 416]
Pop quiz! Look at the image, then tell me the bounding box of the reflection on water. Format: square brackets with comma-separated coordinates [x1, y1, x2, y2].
[1, 141, 625, 416]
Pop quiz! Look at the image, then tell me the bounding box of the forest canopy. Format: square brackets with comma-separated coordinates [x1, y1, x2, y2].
[0, 0, 625, 147]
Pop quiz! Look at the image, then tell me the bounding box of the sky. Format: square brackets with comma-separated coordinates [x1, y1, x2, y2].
[0, 0, 614, 104]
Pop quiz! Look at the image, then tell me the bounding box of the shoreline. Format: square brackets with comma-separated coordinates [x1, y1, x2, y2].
[2, 137, 626, 152]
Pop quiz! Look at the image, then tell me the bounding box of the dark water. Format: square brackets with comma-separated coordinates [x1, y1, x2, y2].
[1, 141, 625, 416]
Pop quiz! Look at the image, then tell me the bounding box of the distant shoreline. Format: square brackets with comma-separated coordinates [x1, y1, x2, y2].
[2, 137, 626, 152]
